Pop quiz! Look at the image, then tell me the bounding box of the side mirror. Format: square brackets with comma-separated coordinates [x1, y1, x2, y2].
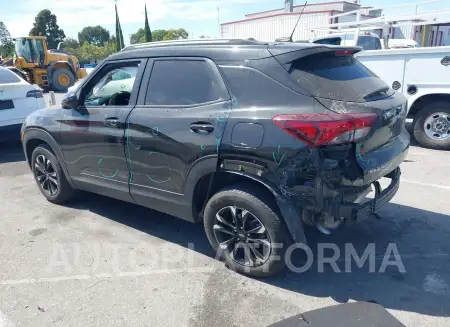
[61, 93, 79, 109]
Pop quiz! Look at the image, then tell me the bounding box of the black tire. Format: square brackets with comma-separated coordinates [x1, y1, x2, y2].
[31, 144, 75, 204]
[204, 184, 291, 277]
[51, 68, 74, 92]
[413, 102, 450, 150]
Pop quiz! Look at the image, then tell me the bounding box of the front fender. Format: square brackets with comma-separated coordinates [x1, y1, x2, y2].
[23, 128, 76, 189]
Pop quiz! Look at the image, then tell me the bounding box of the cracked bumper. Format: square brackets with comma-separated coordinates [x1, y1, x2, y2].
[339, 167, 401, 222]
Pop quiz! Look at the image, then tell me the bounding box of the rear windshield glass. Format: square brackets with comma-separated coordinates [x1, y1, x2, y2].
[289, 52, 393, 102]
[0, 69, 21, 84]
[357, 36, 382, 50]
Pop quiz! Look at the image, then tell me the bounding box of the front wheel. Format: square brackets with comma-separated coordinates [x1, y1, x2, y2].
[413, 103, 450, 150]
[203, 185, 291, 277]
[31, 144, 75, 204]
[51, 68, 75, 92]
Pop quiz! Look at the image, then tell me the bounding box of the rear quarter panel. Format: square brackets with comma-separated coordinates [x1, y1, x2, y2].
[218, 63, 332, 211]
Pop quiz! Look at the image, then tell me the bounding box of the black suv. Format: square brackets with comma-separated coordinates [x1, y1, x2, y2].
[21, 39, 409, 276]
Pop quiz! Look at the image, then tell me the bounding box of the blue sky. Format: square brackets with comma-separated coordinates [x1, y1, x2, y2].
[1, 0, 449, 45]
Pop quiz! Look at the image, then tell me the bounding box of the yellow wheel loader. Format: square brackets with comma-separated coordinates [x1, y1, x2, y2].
[11, 36, 87, 92]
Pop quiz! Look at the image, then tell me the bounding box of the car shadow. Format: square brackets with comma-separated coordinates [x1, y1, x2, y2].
[67, 194, 450, 318]
[0, 141, 26, 163]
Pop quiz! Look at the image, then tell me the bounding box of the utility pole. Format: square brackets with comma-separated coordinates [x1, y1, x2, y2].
[217, 6, 220, 37]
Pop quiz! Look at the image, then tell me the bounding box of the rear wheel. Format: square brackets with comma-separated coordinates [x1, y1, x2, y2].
[204, 185, 291, 277]
[31, 144, 75, 204]
[51, 68, 74, 92]
[413, 103, 450, 150]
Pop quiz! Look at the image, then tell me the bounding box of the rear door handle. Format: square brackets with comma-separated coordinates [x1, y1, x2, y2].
[189, 122, 214, 134]
[104, 117, 121, 128]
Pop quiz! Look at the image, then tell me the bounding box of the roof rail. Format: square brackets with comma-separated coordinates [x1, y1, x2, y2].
[121, 38, 268, 52]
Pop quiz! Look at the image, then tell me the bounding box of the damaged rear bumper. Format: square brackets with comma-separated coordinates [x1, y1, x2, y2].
[339, 167, 401, 223]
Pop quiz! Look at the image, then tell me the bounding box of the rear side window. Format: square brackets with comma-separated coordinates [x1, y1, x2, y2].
[0, 69, 21, 84]
[289, 52, 392, 102]
[145, 60, 222, 106]
[219, 66, 310, 107]
[357, 36, 382, 50]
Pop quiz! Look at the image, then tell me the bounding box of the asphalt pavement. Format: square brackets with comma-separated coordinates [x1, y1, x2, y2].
[0, 101, 449, 326]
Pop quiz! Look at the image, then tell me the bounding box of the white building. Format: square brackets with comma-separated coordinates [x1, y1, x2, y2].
[221, 0, 450, 46]
[220, 1, 380, 42]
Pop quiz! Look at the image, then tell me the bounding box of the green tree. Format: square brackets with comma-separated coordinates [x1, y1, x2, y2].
[29, 9, 66, 49]
[0, 22, 14, 57]
[152, 29, 167, 41]
[144, 4, 152, 42]
[61, 37, 79, 49]
[78, 25, 110, 46]
[115, 4, 125, 51]
[63, 46, 82, 62]
[80, 41, 105, 62]
[162, 28, 189, 40]
[130, 28, 145, 45]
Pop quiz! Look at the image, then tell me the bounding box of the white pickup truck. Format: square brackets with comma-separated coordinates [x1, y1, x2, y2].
[310, 32, 450, 150]
[355, 46, 450, 150]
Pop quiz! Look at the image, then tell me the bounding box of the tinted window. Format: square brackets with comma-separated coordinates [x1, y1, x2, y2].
[357, 36, 382, 50]
[145, 60, 222, 106]
[220, 66, 309, 107]
[289, 52, 392, 102]
[84, 63, 139, 106]
[0, 69, 21, 84]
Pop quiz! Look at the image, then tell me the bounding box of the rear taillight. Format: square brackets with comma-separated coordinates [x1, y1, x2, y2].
[26, 90, 43, 98]
[273, 113, 378, 146]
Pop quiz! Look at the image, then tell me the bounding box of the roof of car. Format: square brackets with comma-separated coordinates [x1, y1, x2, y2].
[107, 38, 329, 62]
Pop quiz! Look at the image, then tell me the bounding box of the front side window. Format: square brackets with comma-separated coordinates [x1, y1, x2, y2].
[83, 64, 139, 107]
[31, 40, 45, 64]
[145, 60, 222, 106]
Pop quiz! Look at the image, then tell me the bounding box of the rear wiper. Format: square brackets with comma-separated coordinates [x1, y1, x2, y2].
[364, 87, 391, 100]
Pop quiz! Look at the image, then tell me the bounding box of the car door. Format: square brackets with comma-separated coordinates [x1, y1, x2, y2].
[126, 58, 231, 220]
[59, 59, 147, 202]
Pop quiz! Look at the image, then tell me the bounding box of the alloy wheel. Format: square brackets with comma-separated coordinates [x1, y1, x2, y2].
[213, 206, 271, 267]
[424, 112, 450, 141]
[34, 155, 59, 196]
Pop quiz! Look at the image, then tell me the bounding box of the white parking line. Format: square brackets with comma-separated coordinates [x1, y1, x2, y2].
[0, 310, 14, 327]
[0, 267, 217, 286]
[402, 179, 450, 191]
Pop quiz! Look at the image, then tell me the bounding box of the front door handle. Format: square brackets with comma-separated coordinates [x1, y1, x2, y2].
[104, 117, 121, 128]
[189, 122, 214, 134]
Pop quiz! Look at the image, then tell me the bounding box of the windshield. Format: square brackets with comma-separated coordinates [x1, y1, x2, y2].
[14, 38, 44, 64]
[15, 39, 33, 63]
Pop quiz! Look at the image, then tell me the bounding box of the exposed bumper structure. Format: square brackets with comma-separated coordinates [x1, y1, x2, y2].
[339, 167, 401, 222]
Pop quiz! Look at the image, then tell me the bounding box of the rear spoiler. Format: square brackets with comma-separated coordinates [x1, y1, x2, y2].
[268, 45, 362, 71]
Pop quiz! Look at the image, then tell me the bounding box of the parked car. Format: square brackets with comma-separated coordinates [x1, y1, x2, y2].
[21, 39, 409, 276]
[0, 67, 45, 142]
